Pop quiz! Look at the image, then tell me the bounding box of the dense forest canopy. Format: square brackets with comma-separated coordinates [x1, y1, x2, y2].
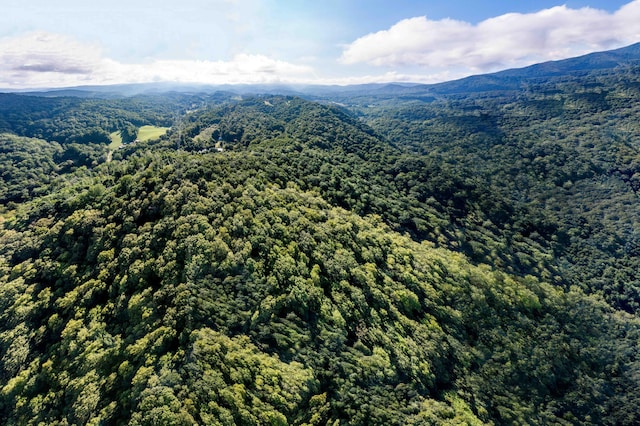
[1, 46, 640, 425]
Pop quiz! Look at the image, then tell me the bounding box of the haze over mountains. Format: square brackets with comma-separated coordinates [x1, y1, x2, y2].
[1, 42, 640, 425]
[4, 41, 640, 98]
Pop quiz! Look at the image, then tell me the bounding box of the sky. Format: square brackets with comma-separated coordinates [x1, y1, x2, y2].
[1, 0, 639, 88]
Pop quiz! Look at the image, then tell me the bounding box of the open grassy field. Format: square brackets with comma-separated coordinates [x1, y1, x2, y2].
[137, 125, 169, 141]
[108, 131, 122, 150]
[194, 125, 217, 142]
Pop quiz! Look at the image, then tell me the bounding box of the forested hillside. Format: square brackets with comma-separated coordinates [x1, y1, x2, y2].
[2, 49, 640, 425]
[359, 66, 640, 315]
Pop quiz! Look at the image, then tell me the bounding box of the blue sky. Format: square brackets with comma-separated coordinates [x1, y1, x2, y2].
[0, 0, 638, 88]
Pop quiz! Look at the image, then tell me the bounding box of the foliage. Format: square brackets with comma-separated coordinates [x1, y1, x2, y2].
[0, 92, 221, 145]
[1, 62, 640, 424]
[359, 66, 640, 314]
[0, 134, 63, 204]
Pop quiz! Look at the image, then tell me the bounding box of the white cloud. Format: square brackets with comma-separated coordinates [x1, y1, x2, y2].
[4, 2, 640, 89]
[341, 1, 640, 72]
[0, 32, 104, 87]
[0, 31, 314, 88]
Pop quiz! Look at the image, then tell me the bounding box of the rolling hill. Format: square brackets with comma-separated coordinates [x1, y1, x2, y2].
[2, 43, 640, 425]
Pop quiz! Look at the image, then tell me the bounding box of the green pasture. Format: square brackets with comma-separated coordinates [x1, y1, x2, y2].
[108, 131, 122, 150]
[137, 125, 169, 141]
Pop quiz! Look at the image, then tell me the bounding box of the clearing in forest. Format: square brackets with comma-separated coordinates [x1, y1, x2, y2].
[137, 125, 170, 141]
[108, 131, 122, 150]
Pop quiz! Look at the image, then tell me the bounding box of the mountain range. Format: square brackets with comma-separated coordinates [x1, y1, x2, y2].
[5, 41, 640, 99]
[1, 42, 640, 425]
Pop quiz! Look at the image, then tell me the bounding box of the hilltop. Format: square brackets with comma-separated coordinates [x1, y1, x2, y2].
[2, 43, 640, 425]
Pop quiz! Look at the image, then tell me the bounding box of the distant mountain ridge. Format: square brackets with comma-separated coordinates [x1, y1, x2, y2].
[497, 41, 640, 77]
[3, 42, 640, 98]
[3, 40, 640, 425]
[424, 41, 640, 94]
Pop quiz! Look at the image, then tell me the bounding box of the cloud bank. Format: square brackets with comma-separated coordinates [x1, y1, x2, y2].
[341, 1, 640, 72]
[0, 32, 314, 89]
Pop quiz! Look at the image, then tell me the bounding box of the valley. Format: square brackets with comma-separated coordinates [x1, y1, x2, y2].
[1, 44, 640, 425]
